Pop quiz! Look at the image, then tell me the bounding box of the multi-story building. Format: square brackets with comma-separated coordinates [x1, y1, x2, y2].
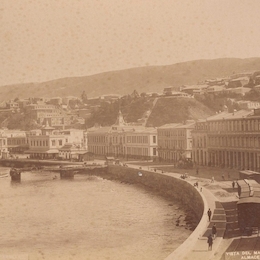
[87, 111, 158, 160]
[192, 119, 210, 166]
[26, 124, 67, 159]
[192, 109, 260, 171]
[25, 103, 71, 128]
[0, 129, 28, 157]
[60, 129, 87, 148]
[58, 129, 87, 160]
[157, 121, 195, 162]
[26, 125, 87, 160]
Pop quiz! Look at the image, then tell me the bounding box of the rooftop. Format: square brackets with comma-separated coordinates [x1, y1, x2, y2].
[206, 110, 253, 121]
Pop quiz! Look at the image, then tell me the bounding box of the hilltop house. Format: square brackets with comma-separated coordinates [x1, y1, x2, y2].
[181, 84, 209, 95]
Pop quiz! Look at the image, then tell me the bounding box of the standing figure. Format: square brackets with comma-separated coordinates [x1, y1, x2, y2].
[207, 234, 213, 250]
[232, 181, 235, 190]
[212, 223, 217, 239]
[207, 208, 212, 222]
[196, 167, 199, 175]
[211, 176, 214, 183]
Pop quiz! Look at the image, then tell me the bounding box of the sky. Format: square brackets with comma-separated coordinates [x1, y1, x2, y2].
[1, 0, 260, 86]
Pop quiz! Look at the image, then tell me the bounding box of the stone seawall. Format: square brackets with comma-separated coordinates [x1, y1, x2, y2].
[101, 165, 204, 220]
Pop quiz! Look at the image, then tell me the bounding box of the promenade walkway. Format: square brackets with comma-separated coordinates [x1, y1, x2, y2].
[127, 163, 239, 260]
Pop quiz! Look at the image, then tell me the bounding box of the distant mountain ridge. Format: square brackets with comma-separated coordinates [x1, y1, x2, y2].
[2, 57, 260, 102]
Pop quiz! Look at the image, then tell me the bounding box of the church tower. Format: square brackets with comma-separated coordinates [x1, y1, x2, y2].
[114, 110, 126, 126]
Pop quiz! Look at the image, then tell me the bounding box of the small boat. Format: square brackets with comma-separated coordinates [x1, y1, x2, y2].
[10, 168, 21, 181]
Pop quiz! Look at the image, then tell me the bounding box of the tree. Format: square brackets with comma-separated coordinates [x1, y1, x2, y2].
[81, 91, 88, 104]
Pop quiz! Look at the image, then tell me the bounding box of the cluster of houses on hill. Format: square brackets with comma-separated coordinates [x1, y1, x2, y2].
[1, 70, 260, 131]
[2, 106, 260, 173]
[167, 71, 260, 97]
[0, 95, 122, 130]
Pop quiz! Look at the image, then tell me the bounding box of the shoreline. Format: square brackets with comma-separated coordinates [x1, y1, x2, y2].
[0, 159, 238, 259]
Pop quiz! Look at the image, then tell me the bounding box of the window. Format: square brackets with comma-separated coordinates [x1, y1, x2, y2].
[153, 148, 157, 156]
[59, 140, 62, 146]
[52, 140, 55, 146]
[153, 136, 156, 143]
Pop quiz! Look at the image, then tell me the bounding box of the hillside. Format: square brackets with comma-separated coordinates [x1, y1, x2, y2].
[1, 57, 260, 102]
[146, 97, 214, 127]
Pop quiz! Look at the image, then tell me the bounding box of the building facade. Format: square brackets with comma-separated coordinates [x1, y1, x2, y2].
[26, 126, 87, 160]
[192, 109, 260, 171]
[0, 129, 28, 157]
[157, 121, 194, 162]
[87, 111, 158, 160]
[25, 103, 70, 128]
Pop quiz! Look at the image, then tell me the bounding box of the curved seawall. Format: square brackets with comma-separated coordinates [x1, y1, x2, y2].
[102, 165, 207, 259]
[105, 165, 204, 219]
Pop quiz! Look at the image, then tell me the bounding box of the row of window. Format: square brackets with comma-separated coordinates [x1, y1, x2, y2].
[208, 136, 260, 148]
[88, 145, 156, 156]
[88, 135, 156, 144]
[195, 119, 260, 132]
[7, 139, 26, 145]
[126, 147, 150, 156]
[29, 139, 64, 147]
[208, 119, 260, 132]
[158, 130, 186, 137]
[158, 140, 189, 149]
[126, 136, 150, 144]
[192, 136, 207, 148]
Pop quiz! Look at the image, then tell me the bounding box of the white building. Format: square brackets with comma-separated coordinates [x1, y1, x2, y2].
[87, 111, 158, 160]
[157, 121, 195, 163]
[26, 124, 87, 160]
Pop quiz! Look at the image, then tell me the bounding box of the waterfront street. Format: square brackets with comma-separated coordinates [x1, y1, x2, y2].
[126, 161, 240, 260]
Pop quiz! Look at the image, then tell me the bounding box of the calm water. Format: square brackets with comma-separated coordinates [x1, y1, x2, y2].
[0, 167, 192, 260]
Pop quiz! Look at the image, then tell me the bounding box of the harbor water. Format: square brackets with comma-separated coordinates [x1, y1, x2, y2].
[0, 167, 193, 260]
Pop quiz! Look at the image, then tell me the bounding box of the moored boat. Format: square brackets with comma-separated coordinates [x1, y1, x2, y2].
[10, 168, 21, 181]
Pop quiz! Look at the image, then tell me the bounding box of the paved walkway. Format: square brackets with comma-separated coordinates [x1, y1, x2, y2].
[128, 163, 238, 260]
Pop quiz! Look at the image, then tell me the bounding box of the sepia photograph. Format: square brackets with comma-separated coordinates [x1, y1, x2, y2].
[1, 0, 260, 259]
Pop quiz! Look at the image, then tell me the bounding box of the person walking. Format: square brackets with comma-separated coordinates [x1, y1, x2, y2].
[212, 223, 217, 239]
[207, 208, 212, 222]
[207, 234, 213, 251]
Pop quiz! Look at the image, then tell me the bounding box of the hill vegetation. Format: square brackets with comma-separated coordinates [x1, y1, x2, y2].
[86, 94, 154, 127]
[2, 57, 260, 102]
[0, 112, 40, 130]
[146, 97, 214, 127]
